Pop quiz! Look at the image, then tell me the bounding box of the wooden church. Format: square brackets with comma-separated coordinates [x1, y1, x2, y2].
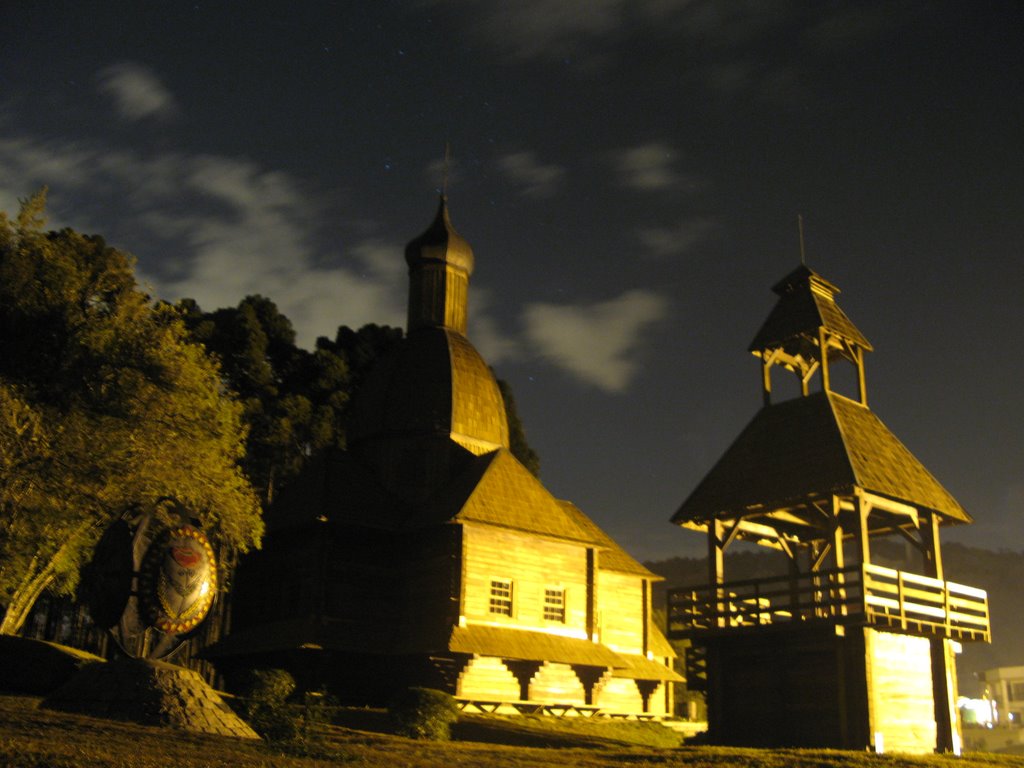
[210, 197, 681, 714]
[667, 265, 990, 753]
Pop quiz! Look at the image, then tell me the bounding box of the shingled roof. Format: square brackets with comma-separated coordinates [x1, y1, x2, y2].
[611, 653, 685, 682]
[672, 391, 971, 526]
[449, 624, 624, 668]
[558, 500, 659, 578]
[444, 449, 598, 543]
[749, 265, 872, 352]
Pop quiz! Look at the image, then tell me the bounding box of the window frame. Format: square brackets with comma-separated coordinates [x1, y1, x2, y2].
[543, 586, 566, 623]
[488, 578, 513, 617]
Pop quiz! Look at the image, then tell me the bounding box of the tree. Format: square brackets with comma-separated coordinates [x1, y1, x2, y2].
[0, 192, 262, 635]
[181, 296, 352, 503]
[496, 378, 540, 477]
[181, 301, 542, 502]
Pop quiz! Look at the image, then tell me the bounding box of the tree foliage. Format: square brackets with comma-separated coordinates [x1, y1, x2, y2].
[497, 377, 540, 477]
[181, 306, 541, 499]
[180, 298, 356, 503]
[0, 192, 261, 635]
[388, 687, 459, 741]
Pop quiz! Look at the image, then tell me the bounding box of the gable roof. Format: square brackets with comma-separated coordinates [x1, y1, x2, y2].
[672, 391, 970, 526]
[557, 501, 659, 578]
[443, 449, 598, 543]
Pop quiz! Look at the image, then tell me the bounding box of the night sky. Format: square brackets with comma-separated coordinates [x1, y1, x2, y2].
[3, 2, 1022, 563]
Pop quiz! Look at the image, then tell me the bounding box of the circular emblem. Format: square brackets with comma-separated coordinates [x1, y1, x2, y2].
[138, 524, 218, 635]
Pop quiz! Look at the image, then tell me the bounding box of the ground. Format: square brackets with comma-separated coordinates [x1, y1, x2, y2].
[2, 694, 1024, 768]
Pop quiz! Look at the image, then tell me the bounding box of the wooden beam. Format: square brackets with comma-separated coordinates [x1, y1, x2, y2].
[586, 548, 598, 641]
[920, 512, 944, 581]
[855, 489, 871, 565]
[819, 327, 831, 393]
[893, 524, 926, 555]
[708, 520, 725, 585]
[931, 638, 960, 753]
[811, 540, 833, 572]
[831, 495, 845, 568]
[760, 348, 782, 405]
[776, 536, 795, 561]
[832, 495, 847, 615]
[860, 491, 919, 524]
[722, 519, 744, 551]
[709, 519, 725, 628]
[856, 345, 868, 406]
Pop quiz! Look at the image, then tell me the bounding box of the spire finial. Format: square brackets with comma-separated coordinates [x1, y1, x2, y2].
[797, 213, 806, 266]
[442, 142, 451, 198]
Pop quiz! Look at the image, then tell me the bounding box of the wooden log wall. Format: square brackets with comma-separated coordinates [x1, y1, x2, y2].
[461, 522, 588, 633]
[597, 571, 644, 654]
[865, 629, 937, 753]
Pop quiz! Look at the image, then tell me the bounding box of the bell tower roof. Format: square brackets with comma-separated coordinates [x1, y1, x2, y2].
[749, 264, 872, 354]
[750, 264, 872, 406]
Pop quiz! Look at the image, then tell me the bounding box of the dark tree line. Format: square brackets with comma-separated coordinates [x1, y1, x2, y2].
[179, 295, 540, 503]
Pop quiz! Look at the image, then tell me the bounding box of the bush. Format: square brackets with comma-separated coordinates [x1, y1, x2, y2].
[237, 668, 299, 741]
[388, 687, 459, 741]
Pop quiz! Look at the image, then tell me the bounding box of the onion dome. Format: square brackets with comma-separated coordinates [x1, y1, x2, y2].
[348, 197, 509, 456]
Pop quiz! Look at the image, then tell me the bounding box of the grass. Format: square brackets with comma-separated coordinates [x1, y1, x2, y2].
[3, 694, 1024, 768]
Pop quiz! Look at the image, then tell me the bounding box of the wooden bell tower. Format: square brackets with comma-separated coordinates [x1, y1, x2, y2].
[668, 265, 990, 754]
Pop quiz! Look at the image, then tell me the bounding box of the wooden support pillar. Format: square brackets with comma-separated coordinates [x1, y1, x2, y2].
[931, 637, 961, 754]
[635, 679, 660, 713]
[762, 357, 772, 406]
[920, 512, 944, 580]
[787, 546, 802, 618]
[809, 541, 826, 617]
[831, 495, 847, 615]
[504, 660, 543, 703]
[856, 346, 868, 406]
[855, 490, 871, 566]
[586, 547, 598, 640]
[709, 519, 725, 627]
[571, 665, 607, 706]
[642, 579, 650, 655]
[921, 511, 959, 753]
[819, 327, 832, 394]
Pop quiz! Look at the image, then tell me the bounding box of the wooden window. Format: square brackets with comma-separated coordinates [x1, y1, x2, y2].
[1011, 682, 1024, 701]
[489, 579, 513, 616]
[544, 587, 565, 623]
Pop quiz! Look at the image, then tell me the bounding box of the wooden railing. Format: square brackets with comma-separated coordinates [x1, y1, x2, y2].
[666, 563, 990, 643]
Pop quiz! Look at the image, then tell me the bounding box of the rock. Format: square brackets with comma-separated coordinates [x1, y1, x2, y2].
[42, 658, 258, 739]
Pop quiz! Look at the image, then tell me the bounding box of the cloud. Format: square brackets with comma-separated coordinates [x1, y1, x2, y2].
[468, 288, 523, 365]
[426, 0, 790, 64]
[611, 142, 686, 190]
[637, 215, 717, 258]
[0, 135, 405, 347]
[96, 62, 179, 121]
[429, 1, 899, 105]
[448, 0, 625, 61]
[497, 151, 566, 198]
[522, 290, 669, 392]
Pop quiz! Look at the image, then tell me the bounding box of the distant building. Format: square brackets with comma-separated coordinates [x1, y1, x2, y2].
[982, 666, 1024, 725]
[210, 197, 680, 715]
[667, 265, 991, 754]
